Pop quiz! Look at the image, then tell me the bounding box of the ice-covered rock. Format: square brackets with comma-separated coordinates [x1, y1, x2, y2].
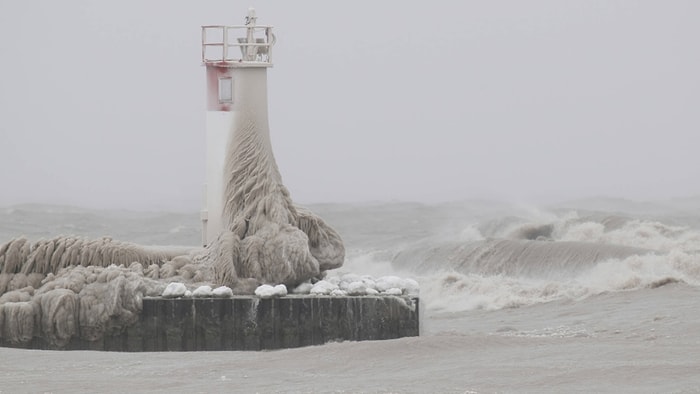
[184, 290, 192, 297]
[212, 286, 233, 298]
[162, 282, 187, 298]
[192, 285, 213, 298]
[366, 288, 379, 296]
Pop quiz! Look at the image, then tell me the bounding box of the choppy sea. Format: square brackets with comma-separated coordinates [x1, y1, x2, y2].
[1, 197, 700, 393]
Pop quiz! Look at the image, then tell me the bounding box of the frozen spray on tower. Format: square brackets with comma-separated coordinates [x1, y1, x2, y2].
[200, 8, 275, 246]
[199, 9, 343, 287]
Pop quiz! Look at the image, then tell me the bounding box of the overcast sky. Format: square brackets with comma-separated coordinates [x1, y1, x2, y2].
[0, 1, 698, 211]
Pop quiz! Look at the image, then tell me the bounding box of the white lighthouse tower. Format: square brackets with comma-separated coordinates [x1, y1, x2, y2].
[200, 8, 275, 246]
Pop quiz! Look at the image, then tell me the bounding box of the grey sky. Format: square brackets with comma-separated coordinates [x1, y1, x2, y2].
[0, 1, 698, 211]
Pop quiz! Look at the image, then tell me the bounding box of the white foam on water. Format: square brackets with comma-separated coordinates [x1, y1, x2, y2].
[420, 249, 700, 313]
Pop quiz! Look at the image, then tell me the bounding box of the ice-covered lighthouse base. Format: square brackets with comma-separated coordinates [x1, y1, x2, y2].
[0, 295, 419, 351]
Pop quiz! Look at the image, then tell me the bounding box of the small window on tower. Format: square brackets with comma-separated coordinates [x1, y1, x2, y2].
[218, 77, 233, 103]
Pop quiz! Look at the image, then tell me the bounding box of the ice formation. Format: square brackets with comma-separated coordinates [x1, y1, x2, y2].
[0, 236, 208, 345]
[0, 95, 347, 347]
[206, 108, 345, 289]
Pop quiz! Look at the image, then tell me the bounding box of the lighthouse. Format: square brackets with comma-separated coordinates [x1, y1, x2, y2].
[200, 8, 275, 246]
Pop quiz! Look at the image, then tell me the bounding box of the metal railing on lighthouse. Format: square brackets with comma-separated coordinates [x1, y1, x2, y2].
[201, 10, 275, 65]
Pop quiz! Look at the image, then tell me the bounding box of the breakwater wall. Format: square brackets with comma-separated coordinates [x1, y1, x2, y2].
[0, 295, 419, 351]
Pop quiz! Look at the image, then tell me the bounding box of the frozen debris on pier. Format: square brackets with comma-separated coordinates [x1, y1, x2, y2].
[296, 274, 420, 297]
[254, 284, 288, 298]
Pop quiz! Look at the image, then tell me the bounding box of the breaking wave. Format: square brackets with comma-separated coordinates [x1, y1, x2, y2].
[418, 250, 699, 312]
[383, 210, 700, 312]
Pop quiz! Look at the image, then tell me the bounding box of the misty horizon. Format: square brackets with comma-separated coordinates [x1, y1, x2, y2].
[1, 1, 698, 211]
